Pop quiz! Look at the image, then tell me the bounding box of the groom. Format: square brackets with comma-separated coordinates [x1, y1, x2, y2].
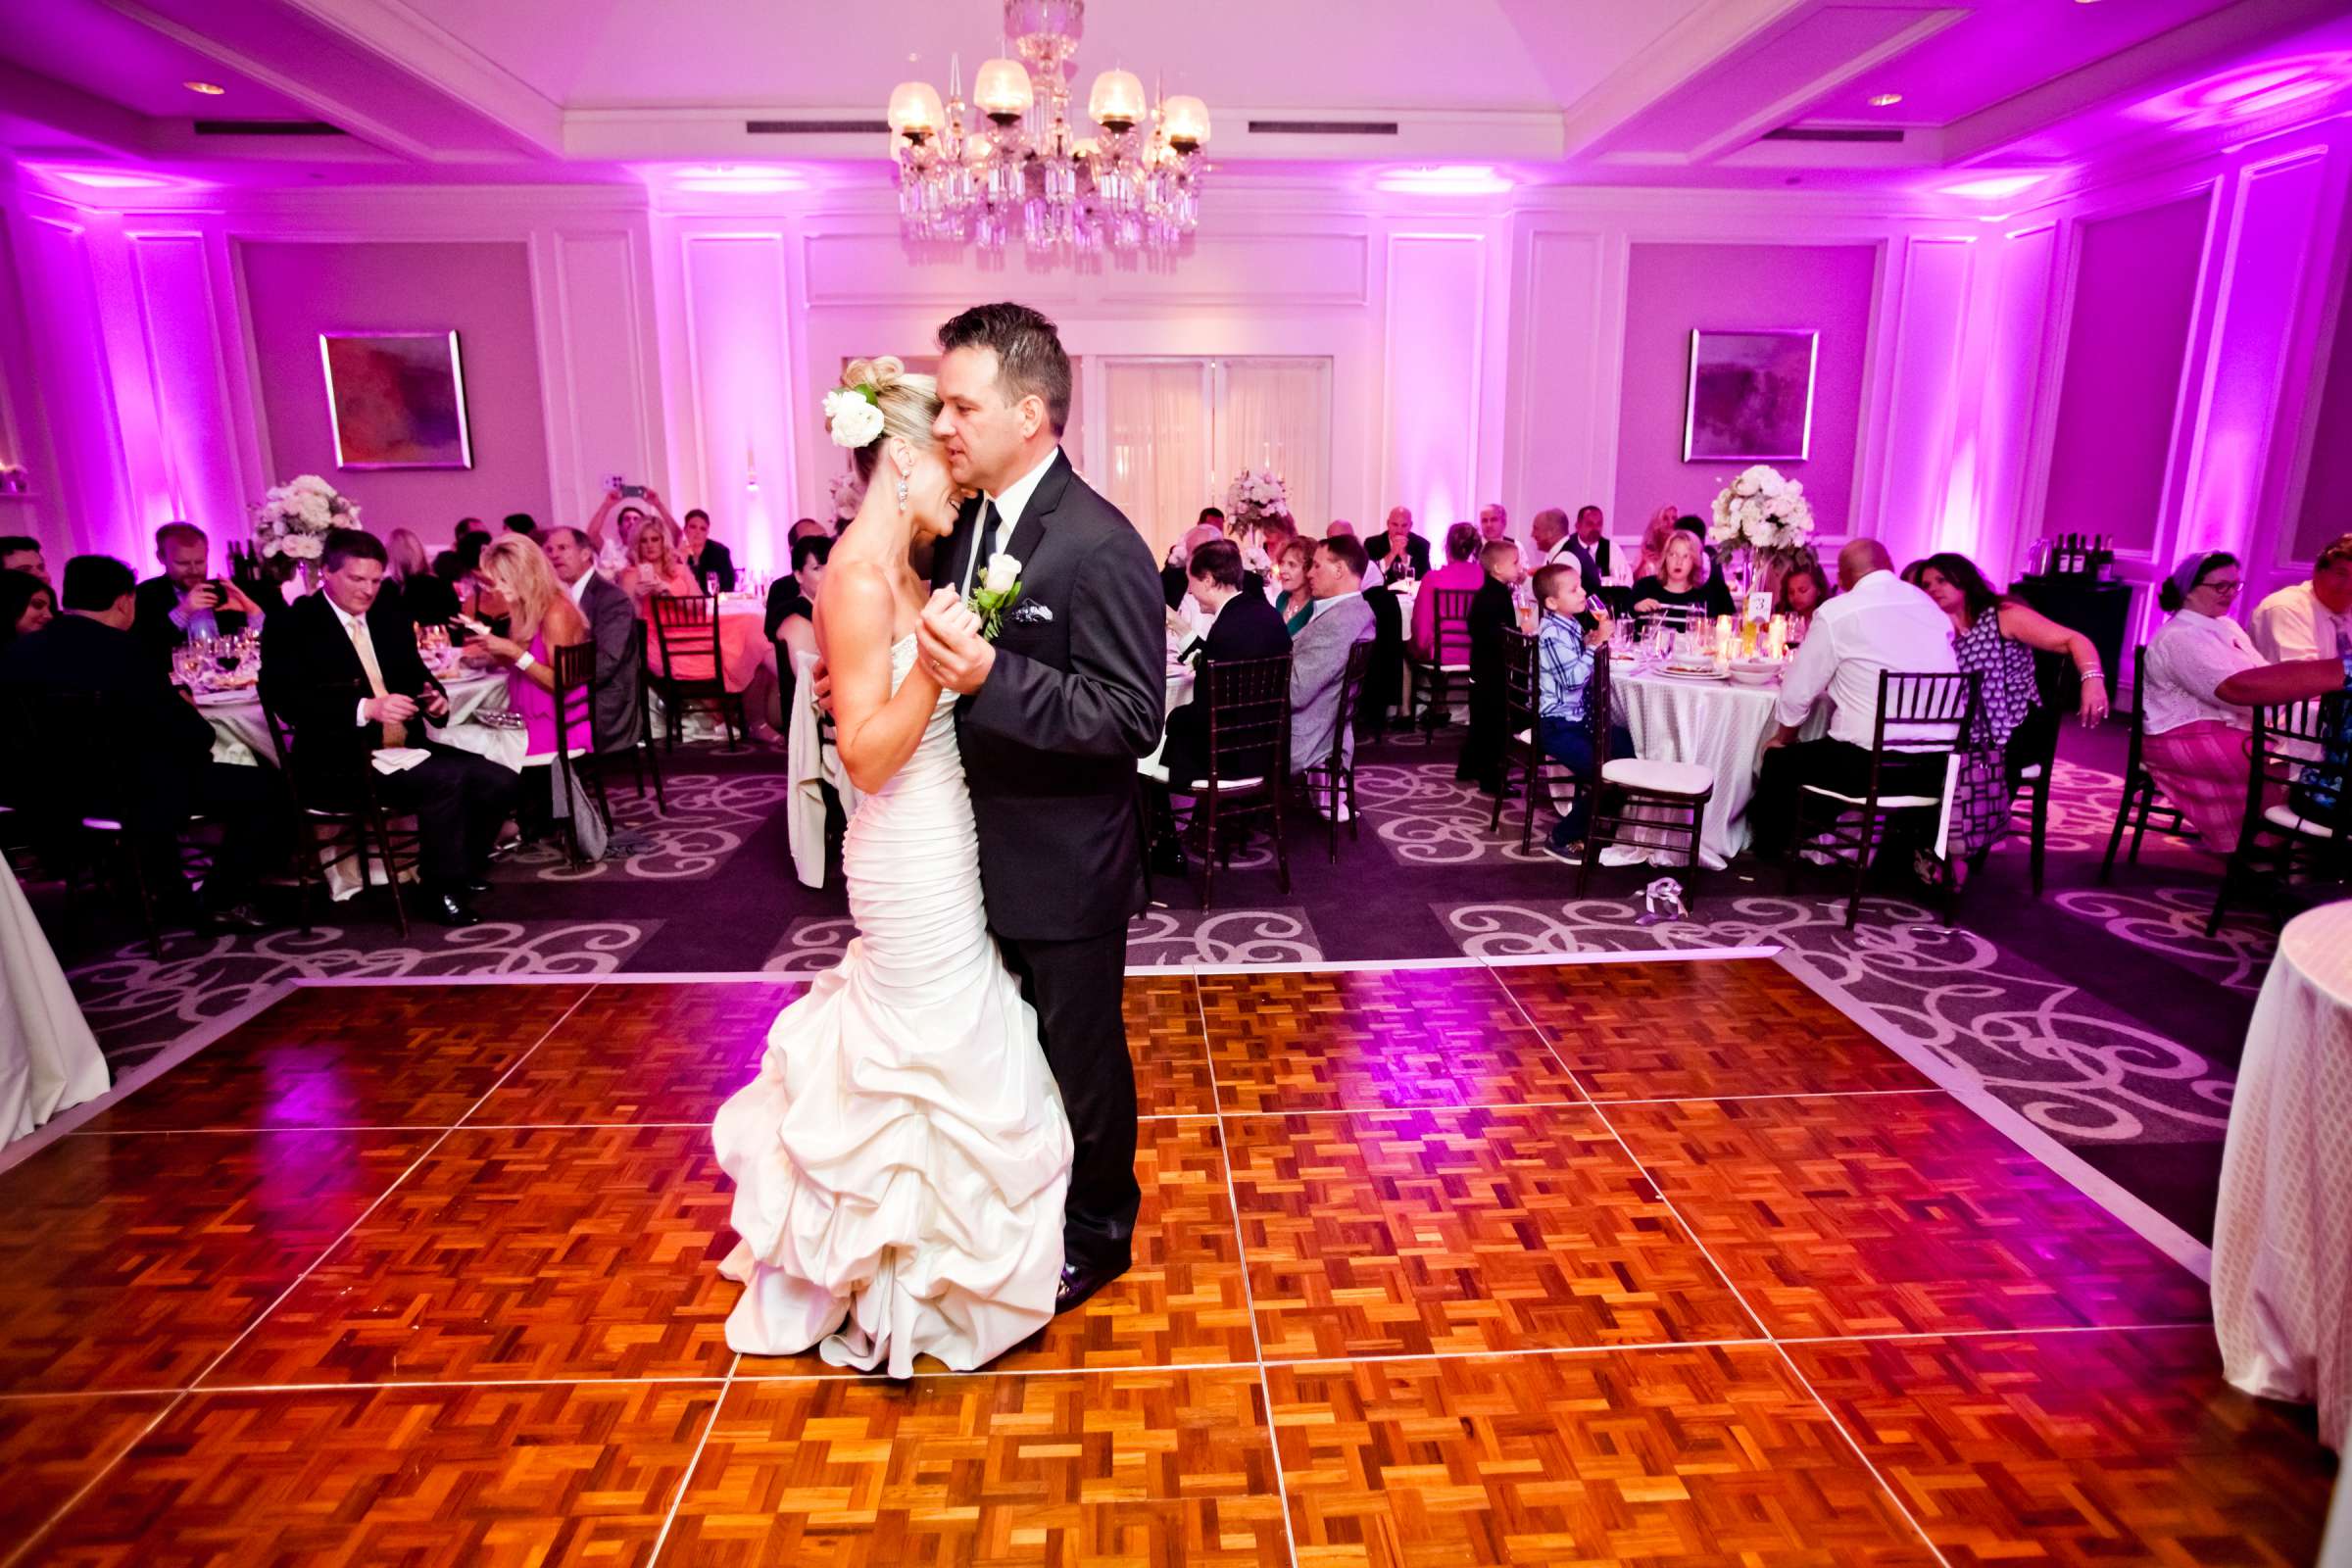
[915, 302, 1166, 1312]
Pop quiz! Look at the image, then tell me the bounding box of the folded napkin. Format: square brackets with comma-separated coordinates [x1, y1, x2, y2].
[370, 747, 434, 775]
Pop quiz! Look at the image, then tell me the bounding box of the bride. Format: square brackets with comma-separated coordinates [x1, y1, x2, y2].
[711, 357, 1072, 1378]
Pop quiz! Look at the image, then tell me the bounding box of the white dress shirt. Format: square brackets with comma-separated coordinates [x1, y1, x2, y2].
[2248, 580, 2352, 663]
[564, 568, 593, 608]
[2144, 609, 2264, 735]
[1309, 588, 1364, 621]
[1773, 568, 1959, 748]
[961, 448, 1061, 597]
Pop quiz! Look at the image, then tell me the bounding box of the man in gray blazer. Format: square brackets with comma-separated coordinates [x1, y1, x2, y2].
[545, 526, 640, 753]
[1290, 533, 1376, 776]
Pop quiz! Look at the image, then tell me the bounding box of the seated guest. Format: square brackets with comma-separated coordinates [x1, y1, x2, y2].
[1774, 555, 1833, 620]
[1529, 564, 1633, 861]
[586, 492, 662, 577]
[1632, 505, 1680, 581]
[134, 520, 264, 663]
[463, 536, 592, 843]
[1631, 528, 1735, 618]
[0, 554, 280, 928]
[1366, 507, 1431, 580]
[770, 535, 829, 720]
[543, 526, 640, 757]
[2, 568, 54, 645]
[1290, 535, 1377, 785]
[386, 527, 461, 627]
[1479, 503, 1510, 547]
[2248, 532, 2352, 662]
[1564, 506, 1618, 595]
[1410, 521, 1487, 661]
[0, 535, 45, 583]
[1272, 537, 1318, 637]
[504, 513, 539, 538]
[1162, 521, 1226, 611]
[682, 509, 736, 593]
[1457, 539, 1524, 795]
[1161, 539, 1291, 789]
[260, 529, 519, 928]
[619, 512, 698, 612]
[1908, 552, 2109, 877]
[1749, 539, 1958, 860]
[2139, 551, 2265, 852]
[1530, 508, 1578, 574]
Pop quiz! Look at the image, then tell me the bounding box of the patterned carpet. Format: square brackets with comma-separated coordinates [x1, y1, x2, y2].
[29, 722, 2289, 1242]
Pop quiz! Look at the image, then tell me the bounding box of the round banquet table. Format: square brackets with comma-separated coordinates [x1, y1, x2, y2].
[196, 668, 520, 772]
[2213, 897, 2352, 1452]
[1608, 662, 1826, 868]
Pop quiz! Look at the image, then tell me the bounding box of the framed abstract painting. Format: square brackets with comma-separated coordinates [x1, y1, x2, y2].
[1682, 328, 1817, 463]
[318, 330, 473, 469]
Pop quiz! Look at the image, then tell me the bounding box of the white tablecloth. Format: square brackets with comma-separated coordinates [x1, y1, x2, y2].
[1610, 664, 1824, 868]
[2214, 897, 2352, 1453]
[0, 848, 108, 1145]
[198, 670, 520, 771]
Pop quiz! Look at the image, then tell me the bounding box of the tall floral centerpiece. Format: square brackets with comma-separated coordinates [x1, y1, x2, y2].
[1706, 465, 1815, 605]
[1225, 466, 1289, 531]
[253, 474, 361, 591]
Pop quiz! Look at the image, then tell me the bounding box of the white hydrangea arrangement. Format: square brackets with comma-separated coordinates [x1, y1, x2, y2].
[253, 473, 360, 562]
[1225, 466, 1289, 528]
[1707, 465, 1814, 555]
[828, 469, 864, 523]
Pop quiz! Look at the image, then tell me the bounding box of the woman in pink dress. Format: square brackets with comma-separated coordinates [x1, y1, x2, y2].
[466, 535, 593, 837]
[619, 513, 698, 612]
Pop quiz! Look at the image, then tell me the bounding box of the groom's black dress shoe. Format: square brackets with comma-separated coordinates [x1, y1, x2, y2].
[424, 890, 481, 928]
[1054, 1257, 1128, 1314]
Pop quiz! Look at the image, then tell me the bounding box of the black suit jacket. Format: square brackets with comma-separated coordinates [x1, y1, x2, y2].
[932, 450, 1164, 941]
[133, 574, 250, 666]
[1366, 532, 1432, 577]
[577, 572, 641, 753]
[689, 540, 736, 594]
[1468, 577, 1517, 691]
[259, 589, 438, 796]
[1160, 591, 1291, 787]
[0, 613, 214, 825]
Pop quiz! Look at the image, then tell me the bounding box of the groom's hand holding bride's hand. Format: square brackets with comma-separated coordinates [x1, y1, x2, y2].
[917, 588, 995, 695]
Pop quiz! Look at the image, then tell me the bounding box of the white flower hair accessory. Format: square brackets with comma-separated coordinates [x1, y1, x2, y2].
[823, 386, 885, 449]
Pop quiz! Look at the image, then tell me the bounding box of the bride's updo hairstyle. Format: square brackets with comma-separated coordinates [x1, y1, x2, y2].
[836, 357, 942, 484]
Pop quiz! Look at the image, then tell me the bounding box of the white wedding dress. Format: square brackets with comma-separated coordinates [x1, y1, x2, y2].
[713, 633, 1072, 1377]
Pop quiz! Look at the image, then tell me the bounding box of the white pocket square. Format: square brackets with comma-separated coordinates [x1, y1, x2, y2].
[1009, 602, 1054, 624]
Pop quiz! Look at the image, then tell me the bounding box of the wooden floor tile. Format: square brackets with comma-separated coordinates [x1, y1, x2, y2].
[1210, 1015, 1581, 1115]
[665, 1368, 1287, 1566]
[1227, 1105, 1758, 1359]
[206, 1125, 737, 1388]
[1270, 1347, 1936, 1567]
[1787, 1328, 2334, 1568]
[1200, 965, 1525, 1048]
[1608, 1095, 2213, 1337]
[0, 1129, 432, 1393]
[467, 981, 801, 1126]
[80, 984, 593, 1132]
[0, 1393, 174, 1547]
[1496, 958, 1934, 1101]
[33, 1380, 721, 1567]
[1126, 974, 1217, 1117]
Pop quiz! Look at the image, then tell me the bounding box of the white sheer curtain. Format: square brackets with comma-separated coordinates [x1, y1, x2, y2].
[1218, 360, 1331, 532]
[1102, 361, 1211, 563]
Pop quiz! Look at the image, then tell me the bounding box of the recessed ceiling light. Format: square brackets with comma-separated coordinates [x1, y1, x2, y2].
[1868, 92, 1904, 108]
[183, 80, 225, 96]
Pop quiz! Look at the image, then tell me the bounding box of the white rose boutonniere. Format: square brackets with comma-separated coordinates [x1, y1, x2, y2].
[969, 552, 1024, 639]
[822, 386, 885, 449]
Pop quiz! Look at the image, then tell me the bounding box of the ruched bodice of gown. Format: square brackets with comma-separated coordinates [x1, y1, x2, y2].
[713, 634, 1072, 1376]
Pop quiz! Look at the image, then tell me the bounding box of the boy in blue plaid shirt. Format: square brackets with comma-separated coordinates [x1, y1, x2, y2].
[1534, 563, 1636, 860]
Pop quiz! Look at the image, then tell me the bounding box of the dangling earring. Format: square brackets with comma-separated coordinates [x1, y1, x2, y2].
[895, 477, 909, 506]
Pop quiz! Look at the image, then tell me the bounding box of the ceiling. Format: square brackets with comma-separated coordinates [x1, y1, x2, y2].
[2, 0, 2347, 195]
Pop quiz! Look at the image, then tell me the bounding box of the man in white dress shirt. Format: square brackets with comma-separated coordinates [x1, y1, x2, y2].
[2247, 534, 2352, 662]
[1749, 538, 1958, 860]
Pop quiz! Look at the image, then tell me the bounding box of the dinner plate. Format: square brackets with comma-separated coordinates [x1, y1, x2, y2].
[1654, 665, 1729, 682]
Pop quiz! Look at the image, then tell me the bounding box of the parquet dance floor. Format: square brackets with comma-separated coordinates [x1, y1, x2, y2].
[0, 956, 2333, 1566]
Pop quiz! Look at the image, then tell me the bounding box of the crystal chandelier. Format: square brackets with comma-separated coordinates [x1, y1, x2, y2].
[886, 0, 1210, 259]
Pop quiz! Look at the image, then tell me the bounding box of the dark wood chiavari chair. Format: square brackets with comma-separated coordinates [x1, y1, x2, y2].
[2207, 689, 2351, 935]
[1785, 669, 1981, 929]
[1297, 640, 1372, 863]
[648, 592, 746, 751]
